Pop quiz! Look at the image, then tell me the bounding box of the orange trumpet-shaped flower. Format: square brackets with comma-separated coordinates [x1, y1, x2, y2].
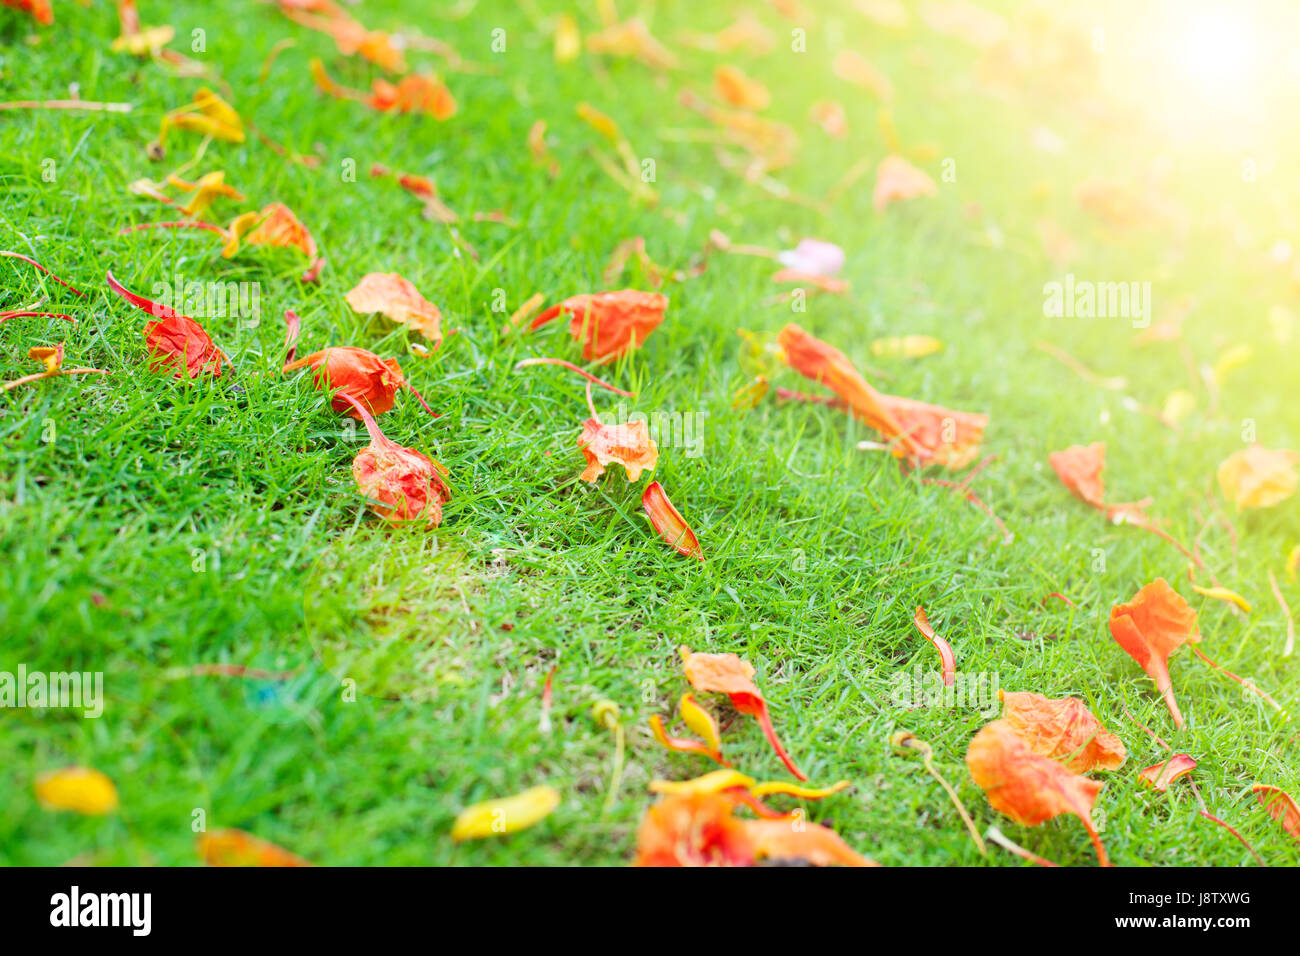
[336, 393, 450, 527]
[633, 792, 756, 866]
[1217, 444, 1299, 511]
[998, 690, 1127, 773]
[642, 481, 702, 559]
[5, 0, 52, 26]
[106, 270, 227, 379]
[531, 290, 667, 362]
[873, 155, 936, 212]
[578, 417, 658, 483]
[679, 646, 806, 781]
[966, 719, 1110, 866]
[345, 272, 443, 347]
[1109, 578, 1200, 728]
[633, 792, 873, 867]
[777, 323, 987, 468]
[283, 347, 436, 420]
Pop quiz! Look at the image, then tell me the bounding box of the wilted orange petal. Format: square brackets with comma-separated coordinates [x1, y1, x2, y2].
[912, 606, 956, 687]
[197, 828, 311, 866]
[745, 818, 877, 866]
[532, 290, 667, 363]
[1138, 754, 1197, 792]
[642, 481, 702, 559]
[579, 417, 659, 483]
[966, 719, 1109, 866]
[999, 690, 1127, 773]
[345, 272, 443, 347]
[1109, 578, 1200, 729]
[1252, 784, 1300, 842]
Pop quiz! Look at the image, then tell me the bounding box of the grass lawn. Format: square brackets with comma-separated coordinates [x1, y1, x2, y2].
[1, 0, 1298, 866]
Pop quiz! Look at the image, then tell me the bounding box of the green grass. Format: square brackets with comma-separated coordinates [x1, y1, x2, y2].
[1, 0, 1298, 866]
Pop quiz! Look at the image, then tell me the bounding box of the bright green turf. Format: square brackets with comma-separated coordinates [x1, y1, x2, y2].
[1, 0, 1297, 866]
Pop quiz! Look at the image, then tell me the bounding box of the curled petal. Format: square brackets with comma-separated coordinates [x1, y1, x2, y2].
[1138, 754, 1197, 792]
[912, 606, 956, 687]
[642, 481, 702, 559]
[648, 715, 729, 764]
[750, 779, 851, 799]
[1252, 784, 1300, 842]
[679, 693, 722, 753]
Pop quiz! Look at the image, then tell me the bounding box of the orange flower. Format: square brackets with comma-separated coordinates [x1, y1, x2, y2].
[578, 418, 658, 483]
[311, 59, 456, 119]
[777, 323, 986, 468]
[744, 817, 876, 867]
[106, 270, 226, 379]
[998, 690, 1127, 773]
[1217, 444, 1299, 511]
[337, 393, 450, 527]
[197, 828, 311, 867]
[966, 719, 1109, 866]
[873, 155, 936, 212]
[283, 347, 436, 420]
[531, 290, 667, 362]
[1253, 784, 1300, 842]
[368, 75, 457, 117]
[714, 65, 770, 110]
[642, 481, 703, 559]
[633, 792, 756, 866]
[1138, 754, 1197, 792]
[633, 792, 873, 867]
[245, 201, 318, 256]
[345, 272, 443, 347]
[680, 645, 805, 781]
[3, 0, 53, 25]
[1109, 579, 1200, 728]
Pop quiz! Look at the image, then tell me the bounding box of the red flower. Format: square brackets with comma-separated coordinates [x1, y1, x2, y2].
[337, 393, 450, 527]
[531, 290, 667, 362]
[283, 346, 436, 420]
[107, 270, 226, 379]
